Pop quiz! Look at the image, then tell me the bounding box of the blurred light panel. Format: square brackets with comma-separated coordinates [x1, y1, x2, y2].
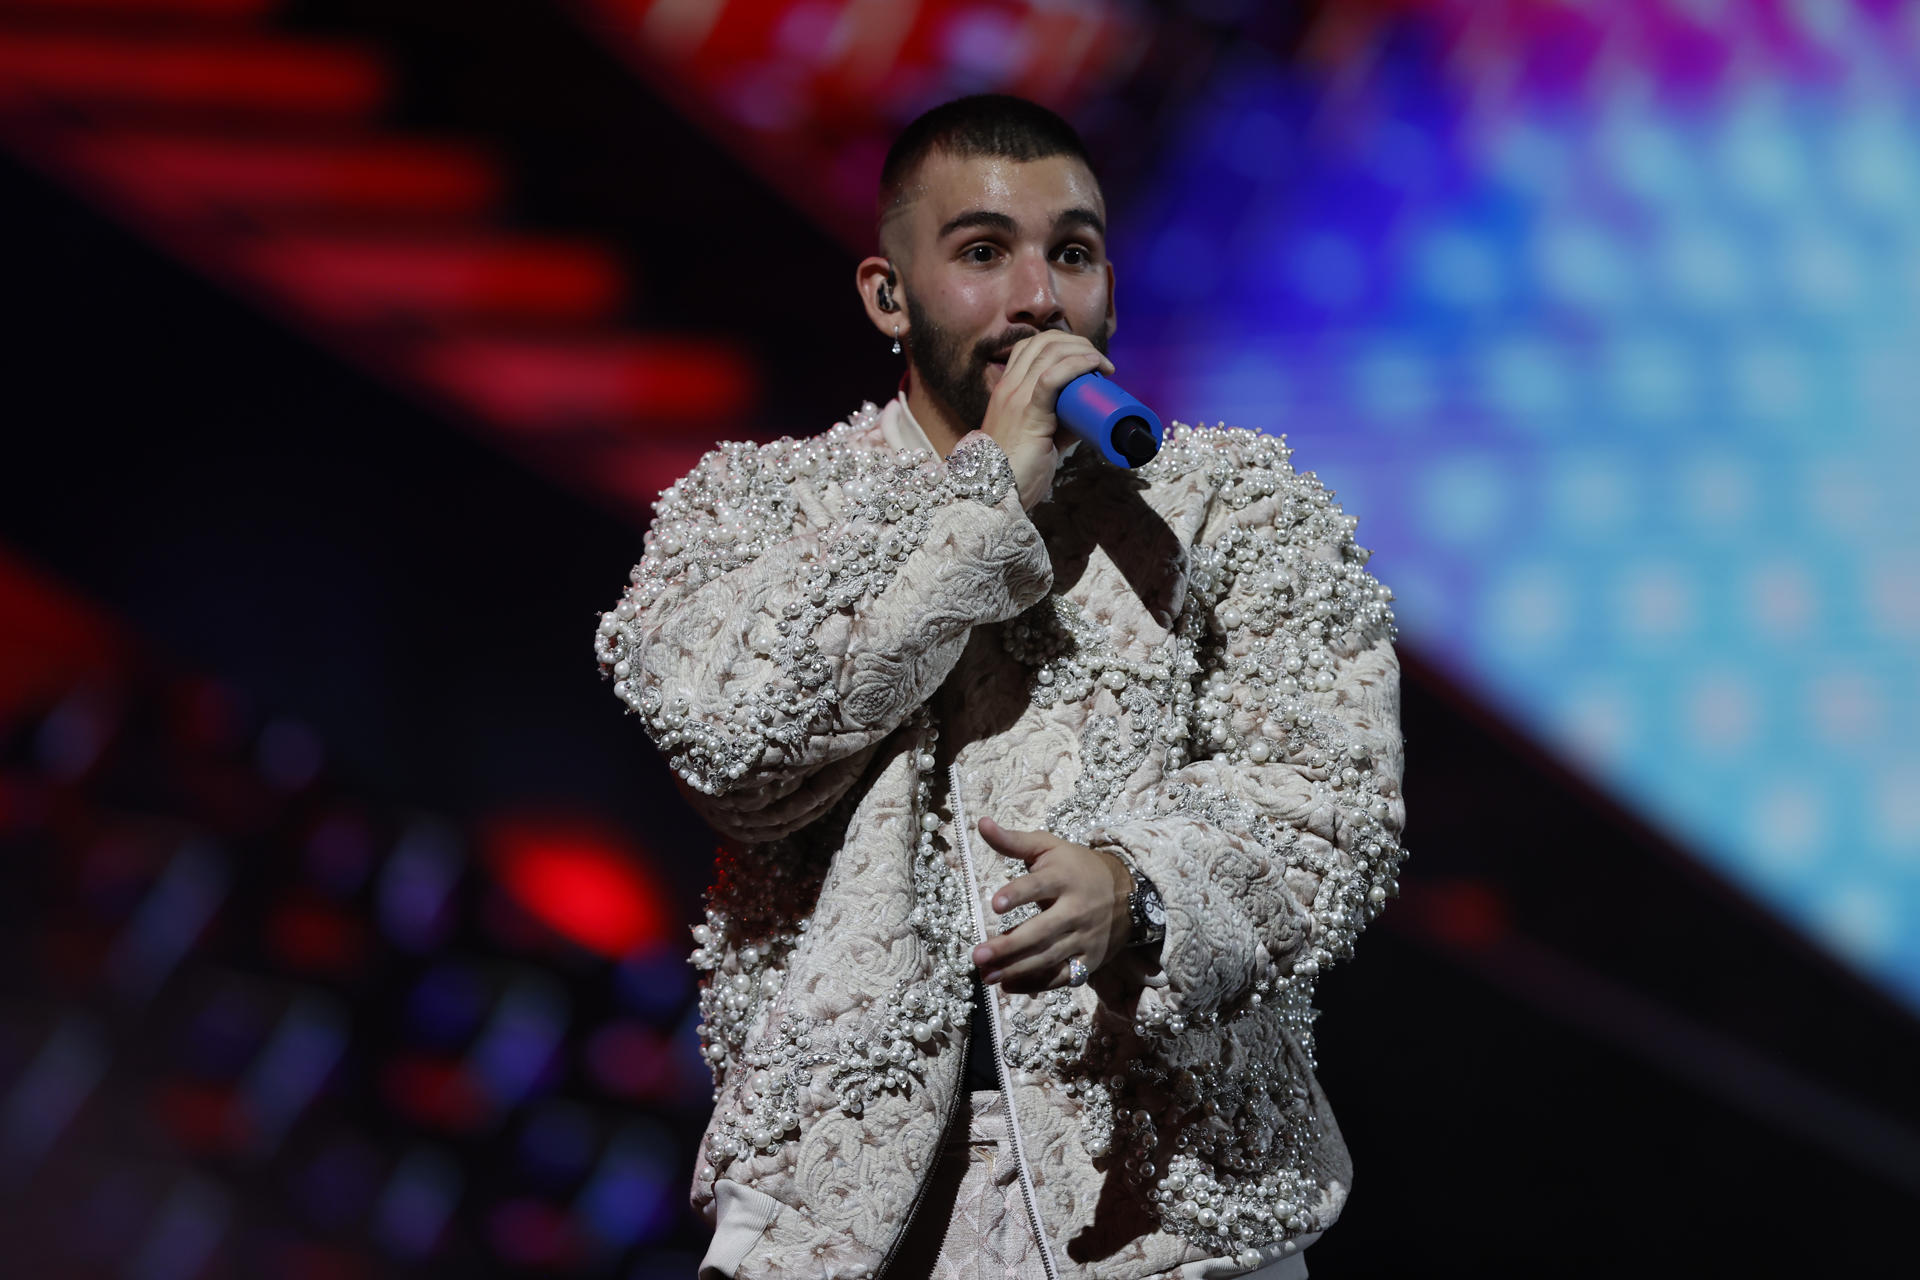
[1109, 1, 1920, 1008]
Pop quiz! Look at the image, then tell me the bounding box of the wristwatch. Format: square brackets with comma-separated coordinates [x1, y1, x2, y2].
[1126, 869, 1166, 949]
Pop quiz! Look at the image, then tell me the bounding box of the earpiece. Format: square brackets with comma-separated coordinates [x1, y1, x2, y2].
[876, 263, 898, 312]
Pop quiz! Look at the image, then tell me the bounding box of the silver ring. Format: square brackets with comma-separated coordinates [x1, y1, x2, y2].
[1066, 955, 1090, 987]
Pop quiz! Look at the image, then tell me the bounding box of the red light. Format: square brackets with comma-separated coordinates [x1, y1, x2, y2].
[157, 1081, 244, 1154]
[381, 1055, 488, 1132]
[1417, 879, 1510, 952]
[268, 899, 368, 975]
[0, 549, 123, 729]
[0, 33, 388, 120]
[484, 817, 671, 958]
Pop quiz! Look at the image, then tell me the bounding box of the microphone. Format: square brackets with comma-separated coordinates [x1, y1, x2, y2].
[1056, 372, 1162, 468]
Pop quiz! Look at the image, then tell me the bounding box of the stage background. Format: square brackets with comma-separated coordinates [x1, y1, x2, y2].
[1, 1, 1915, 1275]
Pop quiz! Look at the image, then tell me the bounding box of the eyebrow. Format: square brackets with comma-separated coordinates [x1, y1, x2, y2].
[1054, 206, 1106, 239]
[936, 206, 1108, 242]
[938, 209, 1017, 239]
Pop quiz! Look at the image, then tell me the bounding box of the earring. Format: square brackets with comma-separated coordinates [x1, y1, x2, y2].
[891, 326, 902, 356]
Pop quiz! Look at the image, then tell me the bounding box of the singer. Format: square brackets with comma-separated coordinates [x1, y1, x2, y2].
[594, 95, 1407, 1280]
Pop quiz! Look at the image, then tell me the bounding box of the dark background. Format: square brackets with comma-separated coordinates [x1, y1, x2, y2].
[2, 1, 1915, 1276]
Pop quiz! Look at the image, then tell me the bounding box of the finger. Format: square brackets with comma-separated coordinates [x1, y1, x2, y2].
[982, 935, 1078, 991]
[998, 330, 1063, 395]
[990, 867, 1061, 916]
[1002, 330, 1083, 395]
[1012, 343, 1105, 418]
[1030, 347, 1109, 402]
[972, 890, 1068, 970]
[971, 908, 1059, 970]
[976, 817, 1055, 863]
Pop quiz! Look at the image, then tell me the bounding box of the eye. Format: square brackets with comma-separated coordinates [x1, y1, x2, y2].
[963, 243, 1000, 265]
[1058, 244, 1093, 266]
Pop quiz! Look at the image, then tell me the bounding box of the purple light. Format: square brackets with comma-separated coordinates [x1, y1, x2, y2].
[376, 820, 462, 952]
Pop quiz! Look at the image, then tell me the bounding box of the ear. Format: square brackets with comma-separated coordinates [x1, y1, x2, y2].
[1103, 259, 1118, 342]
[856, 256, 906, 342]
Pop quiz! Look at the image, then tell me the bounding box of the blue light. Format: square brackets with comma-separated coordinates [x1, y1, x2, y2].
[1536, 223, 1633, 311]
[1419, 227, 1504, 309]
[1607, 334, 1696, 421]
[1352, 342, 1435, 425]
[1288, 232, 1367, 309]
[1417, 455, 1510, 546]
[1109, 10, 1920, 1012]
[1662, 221, 1749, 310]
[378, 820, 463, 952]
[468, 974, 569, 1109]
[1479, 336, 1570, 421]
[235, 995, 349, 1154]
[576, 1120, 678, 1250]
[376, 1146, 462, 1260]
[1720, 98, 1807, 209]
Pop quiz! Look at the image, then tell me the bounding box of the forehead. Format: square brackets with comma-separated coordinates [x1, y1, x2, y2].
[899, 151, 1105, 241]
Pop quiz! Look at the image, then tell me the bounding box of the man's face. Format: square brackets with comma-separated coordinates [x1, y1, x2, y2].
[890, 151, 1114, 434]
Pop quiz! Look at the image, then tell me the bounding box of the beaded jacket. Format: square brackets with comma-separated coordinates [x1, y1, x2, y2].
[593, 395, 1406, 1280]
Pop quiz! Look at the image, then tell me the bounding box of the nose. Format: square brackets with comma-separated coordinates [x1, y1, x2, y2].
[1007, 249, 1065, 329]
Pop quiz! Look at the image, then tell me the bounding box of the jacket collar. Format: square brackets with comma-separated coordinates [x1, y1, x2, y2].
[880, 390, 1083, 462]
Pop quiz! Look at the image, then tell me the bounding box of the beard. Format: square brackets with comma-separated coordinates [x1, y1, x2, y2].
[904, 293, 1110, 435]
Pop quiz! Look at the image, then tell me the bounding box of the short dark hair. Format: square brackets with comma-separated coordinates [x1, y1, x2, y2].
[878, 94, 1094, 222]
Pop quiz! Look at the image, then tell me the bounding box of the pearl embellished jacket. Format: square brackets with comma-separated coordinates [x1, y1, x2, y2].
[593, 395, 1406, 1279]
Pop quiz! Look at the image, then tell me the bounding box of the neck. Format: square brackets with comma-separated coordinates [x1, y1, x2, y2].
[903, 371, 968, 457]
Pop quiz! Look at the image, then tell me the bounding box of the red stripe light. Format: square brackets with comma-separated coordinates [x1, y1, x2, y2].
[242, 232, 627, 323]
[0, 34, 388, 118]
[70, 131, 503, 217]
[415, 334, 756, 429]
[0, 0, 280, 18]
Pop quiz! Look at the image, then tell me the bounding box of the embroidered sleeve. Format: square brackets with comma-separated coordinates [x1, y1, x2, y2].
[593, 416, 1050, 841]
[1083, 428, 1406, 1038]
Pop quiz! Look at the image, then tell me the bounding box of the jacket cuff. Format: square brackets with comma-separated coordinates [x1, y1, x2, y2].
[945, 431, 1018, 507]
[1084, 823, 1303, 1037]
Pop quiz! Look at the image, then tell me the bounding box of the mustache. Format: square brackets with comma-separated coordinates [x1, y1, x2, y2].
[974, 327, 1046, 364]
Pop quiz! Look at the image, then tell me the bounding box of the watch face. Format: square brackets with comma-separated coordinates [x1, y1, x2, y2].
[1143, 892, 1165, 927]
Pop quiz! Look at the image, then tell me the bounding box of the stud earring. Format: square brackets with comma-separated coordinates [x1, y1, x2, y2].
[891, 326, 902, 356]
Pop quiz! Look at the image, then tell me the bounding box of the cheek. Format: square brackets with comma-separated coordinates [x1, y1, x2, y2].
[928, 276, 998, 330]
[1065, 278, 1111, 333]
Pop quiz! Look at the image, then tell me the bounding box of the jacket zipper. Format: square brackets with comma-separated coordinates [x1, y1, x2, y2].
[949, 763, 1064, 1280]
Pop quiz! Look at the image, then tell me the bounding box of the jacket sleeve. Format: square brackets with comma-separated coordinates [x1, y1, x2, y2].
[1083, 431, 1406, 1036]
[594, 425, 1053, 843]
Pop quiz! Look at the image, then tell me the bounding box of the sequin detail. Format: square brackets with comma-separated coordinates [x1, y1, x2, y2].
[593, 408, 1019, 797]
[687, 713, 983, 1175]
[991, 424, 1406, 1256]
[600, 408, 1406, 1267]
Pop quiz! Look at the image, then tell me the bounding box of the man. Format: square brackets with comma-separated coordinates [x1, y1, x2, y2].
[595, 95, 1406, 1279]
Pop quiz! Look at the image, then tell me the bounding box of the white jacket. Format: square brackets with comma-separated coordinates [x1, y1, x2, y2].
[594, 396, 1407, 1278]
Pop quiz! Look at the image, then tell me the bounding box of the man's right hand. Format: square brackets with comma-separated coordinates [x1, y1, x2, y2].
[981, 331, 1114, 510]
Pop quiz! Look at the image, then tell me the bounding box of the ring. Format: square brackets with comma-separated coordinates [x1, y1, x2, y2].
[1066, 955, 1090, 987]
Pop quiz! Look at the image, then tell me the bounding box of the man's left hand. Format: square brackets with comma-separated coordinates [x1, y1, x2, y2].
[972, 817, 1133, 993]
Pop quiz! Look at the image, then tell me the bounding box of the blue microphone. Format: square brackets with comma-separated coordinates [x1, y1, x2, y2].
[1056, 372, 1162, 468]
